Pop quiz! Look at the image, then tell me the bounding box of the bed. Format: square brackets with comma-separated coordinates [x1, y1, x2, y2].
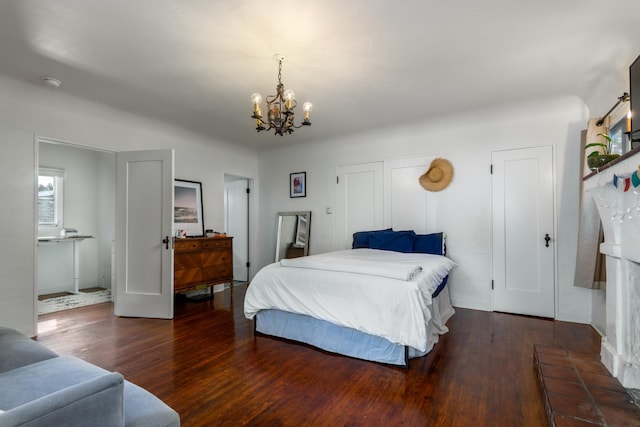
[244, 230, 456, 367]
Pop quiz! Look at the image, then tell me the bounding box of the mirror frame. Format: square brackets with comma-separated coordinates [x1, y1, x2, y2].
[275, 211, 311, 262]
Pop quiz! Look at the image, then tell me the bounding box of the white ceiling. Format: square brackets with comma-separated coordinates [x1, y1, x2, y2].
[1, 0, 639, 149]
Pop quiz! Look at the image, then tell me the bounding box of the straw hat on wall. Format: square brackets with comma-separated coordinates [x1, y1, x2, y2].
[419, 158, 454, 192]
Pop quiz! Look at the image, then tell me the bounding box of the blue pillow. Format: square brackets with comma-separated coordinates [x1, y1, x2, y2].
[352, 228, 392, 249]
[368, 231, 416, 253]
[414, 232, 444, 255]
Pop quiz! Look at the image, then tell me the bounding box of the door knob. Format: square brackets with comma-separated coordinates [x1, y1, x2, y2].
[162, 236, 170, 250]
[544, 234, 551, 247]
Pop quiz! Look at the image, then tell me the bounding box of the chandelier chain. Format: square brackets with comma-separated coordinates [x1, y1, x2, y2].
[277, 59, 283, 85]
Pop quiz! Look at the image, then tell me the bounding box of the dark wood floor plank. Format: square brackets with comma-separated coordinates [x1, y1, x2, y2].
[36, 285, 600, 426]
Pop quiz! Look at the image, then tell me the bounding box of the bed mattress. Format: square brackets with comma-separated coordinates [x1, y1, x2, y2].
[245, 249, 456, 352]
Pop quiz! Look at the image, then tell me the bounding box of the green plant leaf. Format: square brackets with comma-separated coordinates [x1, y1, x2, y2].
[596, 133, 612, 142]
[584, 143, 607, 150]
[587, 151, 601, 158]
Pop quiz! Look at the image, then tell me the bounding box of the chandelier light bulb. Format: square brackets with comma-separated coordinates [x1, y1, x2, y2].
[251, 93, 262, 104]
[283, 89, 295, 110]
[283, 90, 295, 101]
[302, 102, 313, 122]
[250, 93, 263, 118]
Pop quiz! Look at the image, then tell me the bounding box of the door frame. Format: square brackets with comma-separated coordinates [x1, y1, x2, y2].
[34, 137, 118, 330]
[223, 174, 254, 283]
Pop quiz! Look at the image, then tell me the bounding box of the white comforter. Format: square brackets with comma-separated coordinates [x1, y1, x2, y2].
[244, 249, 456, 352]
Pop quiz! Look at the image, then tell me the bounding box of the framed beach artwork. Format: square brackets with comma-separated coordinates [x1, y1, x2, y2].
[290, 172, 306, 198]
[174, 179, 204, 237]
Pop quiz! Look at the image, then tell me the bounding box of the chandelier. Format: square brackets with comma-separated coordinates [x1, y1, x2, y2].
[250, 55, 312, 136]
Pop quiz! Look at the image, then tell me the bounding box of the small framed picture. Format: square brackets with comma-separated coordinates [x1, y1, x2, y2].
[290, 172, 306, 198]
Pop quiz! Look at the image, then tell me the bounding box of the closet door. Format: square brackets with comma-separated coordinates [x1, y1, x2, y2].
[492, 146, 555, 318]
[336, 162, 384, 249]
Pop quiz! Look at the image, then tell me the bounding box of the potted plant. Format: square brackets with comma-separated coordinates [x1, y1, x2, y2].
[585, 133, 620, 170]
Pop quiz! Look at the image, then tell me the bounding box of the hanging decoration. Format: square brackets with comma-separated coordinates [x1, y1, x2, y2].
[591, 163, 640, 224]
[419, 158, 454, 192]
[612, 164, 640, 192]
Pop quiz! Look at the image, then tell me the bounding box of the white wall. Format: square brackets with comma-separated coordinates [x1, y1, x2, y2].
[0, 128, 37, 335]
[592, 289, 606, 335]
[0, 75, 259, 336]
[257, 95, 593, 322]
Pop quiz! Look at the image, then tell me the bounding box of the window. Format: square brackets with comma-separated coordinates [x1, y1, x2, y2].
[38, 167, 64, 232]
[609, 118, 626, 155]
[608, 105, 633, 155]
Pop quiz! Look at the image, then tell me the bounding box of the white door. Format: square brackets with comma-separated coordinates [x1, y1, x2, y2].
[115, 149, 174, 318]
[225, 177, 249, 282]
[492, 146, 555, 318]
[336, 162, 384, 249]
[384, 156, 437, 233]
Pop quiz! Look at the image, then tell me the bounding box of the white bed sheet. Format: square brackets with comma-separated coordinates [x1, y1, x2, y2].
[244, 249, 455, 352]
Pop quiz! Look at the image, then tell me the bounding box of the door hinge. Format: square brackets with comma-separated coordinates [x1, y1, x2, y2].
[336, 176, 339, 184]
[491, 279, 494, 290]
[246, 188, 250, 194]
[246, 261, 251, 268]
[490, 164, 493, 174]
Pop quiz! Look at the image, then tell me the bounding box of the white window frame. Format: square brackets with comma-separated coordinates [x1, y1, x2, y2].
[607, 104, 632, 155]
[38, 167, 64, 235]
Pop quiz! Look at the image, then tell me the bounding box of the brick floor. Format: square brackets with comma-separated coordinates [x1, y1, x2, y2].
[534, 344, 640, 426]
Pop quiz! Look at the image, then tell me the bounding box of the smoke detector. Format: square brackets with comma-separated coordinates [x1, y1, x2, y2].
[42, 77, 62, 88]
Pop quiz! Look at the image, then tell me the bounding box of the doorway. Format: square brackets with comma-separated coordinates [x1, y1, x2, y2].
[37, 139, 116, 315]
[224, 175, 252, 282]
[491, 146, 555, 318]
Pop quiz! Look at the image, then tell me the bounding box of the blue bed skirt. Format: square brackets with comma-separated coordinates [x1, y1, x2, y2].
[255, 309, 412, 367]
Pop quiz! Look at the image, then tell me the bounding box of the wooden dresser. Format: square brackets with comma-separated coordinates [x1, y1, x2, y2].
[285, 244, 305, 259]
[174, 237, 233, 294]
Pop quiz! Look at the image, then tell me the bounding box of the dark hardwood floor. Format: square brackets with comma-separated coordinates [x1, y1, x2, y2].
[36, 284, 600, 427]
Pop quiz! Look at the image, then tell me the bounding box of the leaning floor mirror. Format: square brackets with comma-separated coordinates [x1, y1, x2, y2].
[275, 211, 311, 262]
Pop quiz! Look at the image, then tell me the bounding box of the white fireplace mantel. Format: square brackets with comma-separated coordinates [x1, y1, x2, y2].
[584, 149, 640, 388]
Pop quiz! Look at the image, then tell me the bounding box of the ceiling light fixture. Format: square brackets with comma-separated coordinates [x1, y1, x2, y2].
[42, 77, 62, 88]
[250, 54, 312, 136]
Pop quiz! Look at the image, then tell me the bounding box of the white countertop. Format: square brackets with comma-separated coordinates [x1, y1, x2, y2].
[38, 236, 94, 241]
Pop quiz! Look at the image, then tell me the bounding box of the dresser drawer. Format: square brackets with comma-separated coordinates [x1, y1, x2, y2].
[202, 264, 232, 281]
[175, 239, 202, 251]
[202, 238, 231, 249]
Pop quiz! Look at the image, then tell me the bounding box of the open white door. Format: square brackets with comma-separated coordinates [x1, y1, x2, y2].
[492, 146, 555, 318]
[115, 149, 174, 318]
